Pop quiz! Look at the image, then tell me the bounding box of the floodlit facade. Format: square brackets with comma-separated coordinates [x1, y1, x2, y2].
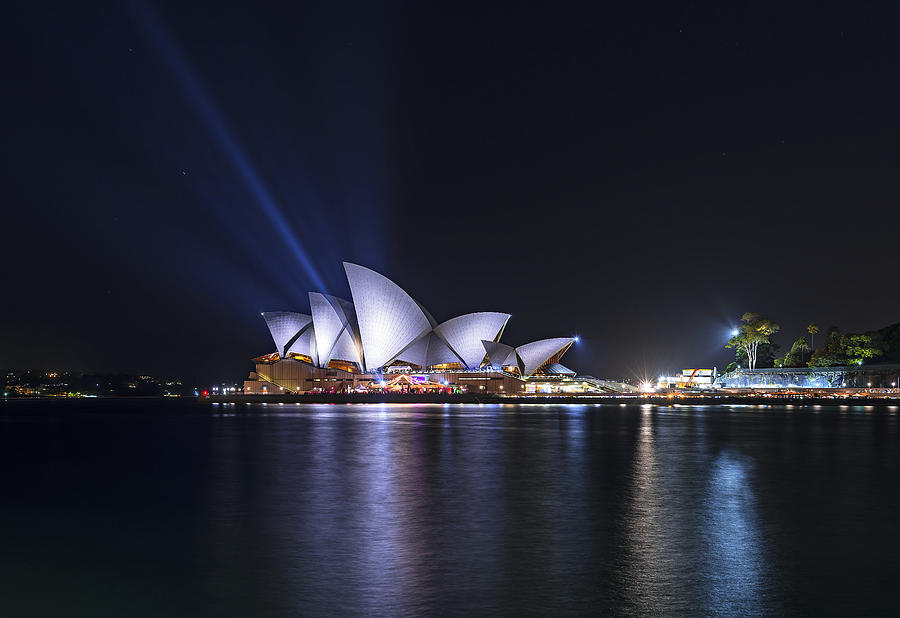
[244, 262, 593, 394]
[657, 369, 716, 389]
[717, 365, 900, 389]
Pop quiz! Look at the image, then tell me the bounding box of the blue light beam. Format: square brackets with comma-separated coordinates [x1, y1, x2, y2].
[133, 2, 327, 293]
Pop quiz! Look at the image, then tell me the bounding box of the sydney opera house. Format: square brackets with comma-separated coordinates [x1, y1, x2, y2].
[243, 262, 596, 395]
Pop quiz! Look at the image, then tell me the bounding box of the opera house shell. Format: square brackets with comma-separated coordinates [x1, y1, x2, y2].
[252, 263, 578, 393]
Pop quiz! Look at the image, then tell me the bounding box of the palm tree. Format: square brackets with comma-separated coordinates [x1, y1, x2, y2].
[808, 323, 820, 351]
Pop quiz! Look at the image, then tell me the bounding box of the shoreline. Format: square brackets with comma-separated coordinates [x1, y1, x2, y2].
[200, 393, 900, 406]
[3, 394, 898, 407]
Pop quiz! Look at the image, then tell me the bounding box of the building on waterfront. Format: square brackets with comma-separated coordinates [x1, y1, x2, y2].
[657, 369, 717, 389]
[717, 365, 900, 389]
[243, 262, 612, 395]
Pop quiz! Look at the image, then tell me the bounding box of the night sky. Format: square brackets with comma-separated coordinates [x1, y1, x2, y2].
[3, 1, 899, 384]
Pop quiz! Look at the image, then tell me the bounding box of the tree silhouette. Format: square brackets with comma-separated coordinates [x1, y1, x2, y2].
[727, 313, 780, 370]
[807, 323, 820, 351]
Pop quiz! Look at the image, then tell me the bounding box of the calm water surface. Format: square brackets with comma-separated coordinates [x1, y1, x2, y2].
[1, 399, 899, 616]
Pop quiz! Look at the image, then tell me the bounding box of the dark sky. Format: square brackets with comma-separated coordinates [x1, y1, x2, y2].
[3, 0, 899, 384]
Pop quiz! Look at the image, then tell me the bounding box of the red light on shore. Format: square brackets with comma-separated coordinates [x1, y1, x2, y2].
[202, 390, 209, 397]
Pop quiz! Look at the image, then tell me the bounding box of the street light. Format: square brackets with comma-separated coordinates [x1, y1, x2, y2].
[730, 328, 739, 337]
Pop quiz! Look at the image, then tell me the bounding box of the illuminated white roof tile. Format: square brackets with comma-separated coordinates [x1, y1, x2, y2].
[262, 311, 312, 357]
[285, 326, 317, 365]
[343, 263, 433, 372]
[482, 340, 518, 368]
[394, 332, 463, 368]
[516, 338, 575, 377]
[309, 292, 361, 368]
[425, 334, 462, 367]
[434, 312, 510, 369]
[395, 333, 430, 367]
[329, 329, 361, 366]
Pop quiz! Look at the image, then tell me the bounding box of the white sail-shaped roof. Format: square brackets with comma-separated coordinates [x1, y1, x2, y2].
[285, 326, 318, 365]
[515, 338, 575, 377]
[425, 334, 462, 366]
[394, 333, 430, 367]
[393, 332, 465, 368]
[343, 262, 433, 371]
[262, 311, 312, 357]
[333, 295, 363, 364]
[329, 328, 362, 365]
[482, 340, 518, 368]
[309, 292, 361, 368]
[434, 312, 510, 369]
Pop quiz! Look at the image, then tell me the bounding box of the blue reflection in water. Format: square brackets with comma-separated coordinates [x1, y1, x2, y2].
[620, 406, 669, 610]
[702, 451, 765, 614]
[617, 407, 773, 614]
[345, 406, 407, 611]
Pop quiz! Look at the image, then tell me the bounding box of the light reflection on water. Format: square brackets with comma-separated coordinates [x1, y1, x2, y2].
[703, 451, 767, 614]
[1, 400, 899, 615]
[619, 405, 665, 611]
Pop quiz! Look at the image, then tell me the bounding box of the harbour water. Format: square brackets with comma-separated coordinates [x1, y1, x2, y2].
[1, 399, 898, 615]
